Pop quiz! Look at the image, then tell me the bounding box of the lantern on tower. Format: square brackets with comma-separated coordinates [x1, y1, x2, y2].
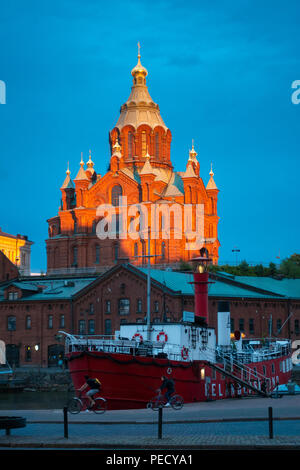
[189, 255, 213, 325]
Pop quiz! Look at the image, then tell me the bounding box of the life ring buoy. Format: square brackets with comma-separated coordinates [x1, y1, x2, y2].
[181, 347, 189, 360]
[166, 367, 172, 375]
[132, 333, 143, 342]
[156, 331, 168, 343]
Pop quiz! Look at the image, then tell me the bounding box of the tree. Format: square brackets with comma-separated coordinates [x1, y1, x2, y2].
[178, 260, 192, 271]
[238, 260, 250, 275]
[267, 262, 278, 277]
[253, 264, 265, 277]
[279, 254, 300, 278]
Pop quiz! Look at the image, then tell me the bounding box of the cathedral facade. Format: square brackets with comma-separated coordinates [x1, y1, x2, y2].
[46, 50, 220, 274]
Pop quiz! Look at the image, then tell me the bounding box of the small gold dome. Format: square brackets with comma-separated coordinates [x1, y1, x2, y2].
[131, 42, 148, 77]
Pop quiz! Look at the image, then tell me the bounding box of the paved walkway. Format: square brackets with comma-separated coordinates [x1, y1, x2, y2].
[1, 434, 300, 449]
[0, 395, 300, 449]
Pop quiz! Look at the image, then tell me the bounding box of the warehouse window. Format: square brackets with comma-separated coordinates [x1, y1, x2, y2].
[7, 316, 16, 331]
[105, 319, 112, 335]
[118, 298, 130, 315]
[25, 315, 31, 330]
[48, 315, 53, 329]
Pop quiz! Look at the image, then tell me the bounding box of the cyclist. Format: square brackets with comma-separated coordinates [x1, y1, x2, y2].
[78, 375, 102, 409]
[159, 375, 175, 407]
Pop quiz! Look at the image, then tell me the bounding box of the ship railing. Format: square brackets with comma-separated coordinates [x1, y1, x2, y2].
[216, 339, 291, 364]
[205, 347, 273, 394]
[222, 353, 272, 392]
[241, 338, 291, 358]
[59, 331, 188, 360]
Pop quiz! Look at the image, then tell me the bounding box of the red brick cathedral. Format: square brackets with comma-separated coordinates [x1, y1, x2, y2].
[46, 49, 220, 274]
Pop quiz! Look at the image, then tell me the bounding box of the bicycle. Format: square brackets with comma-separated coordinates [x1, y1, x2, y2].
[147, 392, 184, 411]
[67, 391, 107, 414]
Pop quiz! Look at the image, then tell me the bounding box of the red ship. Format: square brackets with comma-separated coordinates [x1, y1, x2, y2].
[62, 258, 292, 409]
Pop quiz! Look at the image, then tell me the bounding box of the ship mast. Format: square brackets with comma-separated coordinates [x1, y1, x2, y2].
[147, 226, 151, 340]
[135, 226, 160, 340]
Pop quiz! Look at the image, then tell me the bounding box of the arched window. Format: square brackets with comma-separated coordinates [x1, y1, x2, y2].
[128, 133, 134, 158]
[111, 185, 122, 207]
[155, 133, 159, 159]
[185, 186, 192, 204]
[120, 283, 126, 294]
[161, 242, 166, 260]
[141, 132, 147, 157]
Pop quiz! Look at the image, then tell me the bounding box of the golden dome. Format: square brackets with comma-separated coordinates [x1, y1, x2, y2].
[114, 44, 168, 132]
[131, 42, 148, 77]
[189, 140, 198, 160]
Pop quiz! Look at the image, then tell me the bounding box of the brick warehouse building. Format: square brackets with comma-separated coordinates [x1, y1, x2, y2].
[0, 228, 33, 276]
[0, 264, 299, 368]
[0, 250, 19, 283]
[46, 49, 220, 275]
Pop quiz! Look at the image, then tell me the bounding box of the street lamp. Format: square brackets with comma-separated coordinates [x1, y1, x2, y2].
[232, 247, 240, 266]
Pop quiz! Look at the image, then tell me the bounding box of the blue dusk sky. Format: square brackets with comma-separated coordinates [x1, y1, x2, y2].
[0, 0, 299, 273]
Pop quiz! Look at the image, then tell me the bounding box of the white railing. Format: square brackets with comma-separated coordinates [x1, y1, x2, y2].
[59, 331, 190, 362]
[203, 347, 272, 393]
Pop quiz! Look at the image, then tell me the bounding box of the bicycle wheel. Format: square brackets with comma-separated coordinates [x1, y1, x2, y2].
[67, 398, 82, 414]
[170, 394, 184, 410]
[93, 397, 107, 414]
[149, 396, 165, 411]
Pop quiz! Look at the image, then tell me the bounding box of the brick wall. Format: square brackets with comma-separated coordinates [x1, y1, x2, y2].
[0, 251, 19, 282]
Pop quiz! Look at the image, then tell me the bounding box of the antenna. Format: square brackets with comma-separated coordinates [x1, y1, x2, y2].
[134, 226, 162, 340]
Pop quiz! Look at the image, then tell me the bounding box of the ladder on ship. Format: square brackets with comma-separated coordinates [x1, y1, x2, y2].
[204, 348, 271, 397]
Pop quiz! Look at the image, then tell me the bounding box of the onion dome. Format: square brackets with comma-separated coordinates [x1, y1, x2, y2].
[114, 43, 168, 132]
[112, 137, 122, 157]
[131, 42, 148, 78]
[206, 163, 218, 190]
[61, 162, 75, 189]
[74, 153, 89, 181]
[86, 149, 95, 174]
[189, 140, 198, 161]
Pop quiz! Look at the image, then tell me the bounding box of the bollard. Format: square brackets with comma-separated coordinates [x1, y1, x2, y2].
[158, 406, 163, 439]
[268, 406, 273, 439]
[63, 406, 69, 439]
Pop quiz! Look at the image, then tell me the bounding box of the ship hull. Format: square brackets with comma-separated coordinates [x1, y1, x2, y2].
[66, 351, 292, 409]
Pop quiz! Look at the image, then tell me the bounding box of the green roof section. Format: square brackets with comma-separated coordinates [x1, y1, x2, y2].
[139, 268, 300, 299]
[138, 268, 194, 295]
[0, 266, 299, 303]
[10, 282, 39, 292]
[0, 277, 97, 301]
[231, 276, 300, 299]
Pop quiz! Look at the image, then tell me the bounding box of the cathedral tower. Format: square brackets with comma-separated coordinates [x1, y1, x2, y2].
[46, 47, 220, 274]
